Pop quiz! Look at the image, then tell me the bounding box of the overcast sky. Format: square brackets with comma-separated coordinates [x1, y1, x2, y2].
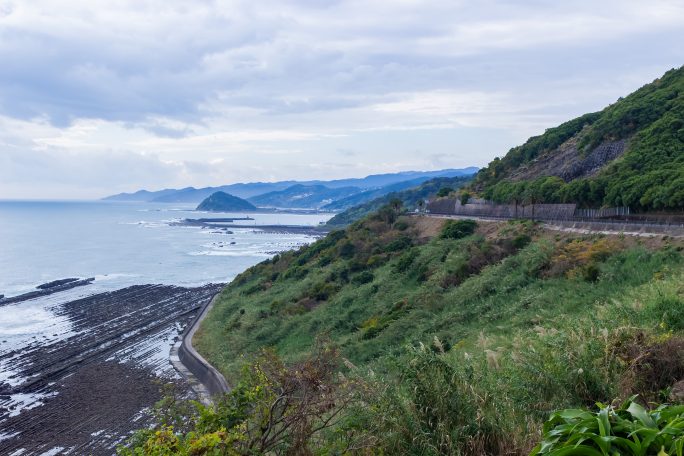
[0, 0, 682, 199]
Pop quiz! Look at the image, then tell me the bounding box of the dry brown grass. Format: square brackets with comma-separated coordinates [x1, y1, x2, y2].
[616, 333, 684, 404]
[409, 215, 446, 238]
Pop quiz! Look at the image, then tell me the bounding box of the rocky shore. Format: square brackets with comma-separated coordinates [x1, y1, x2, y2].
[0, 277, 95, 306]
[173, 217, 328, 236]
[0, 282, 223, 455]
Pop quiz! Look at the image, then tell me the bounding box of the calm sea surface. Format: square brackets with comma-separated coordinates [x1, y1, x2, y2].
[0, 200, 331, 296]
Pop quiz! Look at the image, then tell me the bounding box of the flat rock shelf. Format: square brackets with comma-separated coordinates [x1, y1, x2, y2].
[0, 282, 224, 456]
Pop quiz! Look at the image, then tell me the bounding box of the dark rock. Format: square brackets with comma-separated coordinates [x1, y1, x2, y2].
[37, 278, 80, 290]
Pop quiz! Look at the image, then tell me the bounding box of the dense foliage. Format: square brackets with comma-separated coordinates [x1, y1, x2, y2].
[476, 66, 684, 211]
[119, 342, 372, 455]
[440, 219, 478, 239]
[326, 175, 471, 226]
[532, 398, 684, 455]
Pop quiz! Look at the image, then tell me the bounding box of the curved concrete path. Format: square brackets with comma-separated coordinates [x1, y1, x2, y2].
[171, 291, 230, 404]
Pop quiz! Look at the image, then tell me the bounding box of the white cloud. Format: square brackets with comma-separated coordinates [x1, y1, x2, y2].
[0, 0, 682, 198]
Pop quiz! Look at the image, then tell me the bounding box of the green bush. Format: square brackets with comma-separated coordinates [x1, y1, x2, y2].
[393, 250, 416, 273]
[351, 271, 374, 285]
[654, 296, 684, 330]
[338, 241, 356, 259]
[384, 235, 412, 252]
[440, 219, 478, 240]
[437, 187, 454, 197]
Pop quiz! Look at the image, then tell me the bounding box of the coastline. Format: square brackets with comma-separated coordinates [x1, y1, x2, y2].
[173, 217, 329, 236]
[172, 291, 230, 404]
[0, 283, 222, 455]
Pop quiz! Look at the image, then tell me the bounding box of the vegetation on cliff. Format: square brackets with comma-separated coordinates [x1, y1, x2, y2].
[120, 68, 684, 455]
[475, 66, 684, 211]
[118, 199, 684, 455]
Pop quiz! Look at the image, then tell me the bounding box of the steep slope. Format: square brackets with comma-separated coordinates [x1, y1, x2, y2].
[326, 175, 472, 226]
[475, 66, 684, 211]
[248, 184, 362, 209]
[196, 191, 257, 212]
[192, 207, 684, 454]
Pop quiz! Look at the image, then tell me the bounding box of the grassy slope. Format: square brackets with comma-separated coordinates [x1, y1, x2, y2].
[196, 215, 682, 381]
[475, 66, 684, 210]
[193, 208, 684, 453]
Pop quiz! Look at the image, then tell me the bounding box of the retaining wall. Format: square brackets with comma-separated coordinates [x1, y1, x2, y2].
[427, 198, 577, 220]
[178, 293, 230, 398]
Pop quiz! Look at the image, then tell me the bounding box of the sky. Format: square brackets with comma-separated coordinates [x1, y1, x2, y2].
[0, 1, 682, 199]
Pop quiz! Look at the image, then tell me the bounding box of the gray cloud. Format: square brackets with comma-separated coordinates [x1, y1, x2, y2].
[0, 0, 682, 198]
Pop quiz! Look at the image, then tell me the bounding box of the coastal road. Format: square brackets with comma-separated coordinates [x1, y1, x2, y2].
[421, 213, 684, 237]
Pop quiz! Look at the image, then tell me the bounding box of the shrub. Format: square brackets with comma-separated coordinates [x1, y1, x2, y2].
[617, 334, 684, 402]
[654, 296, 684, 330]
[384, 235, 413, 252]
[440, 219, 478, 240]
[351, 271, 374, 285]
[512, 234, 532, 249]
[338, 241, 356, 259]
[118, 342, 368, 455]
[394, 250, 416, 273]
[437, 187, 454, 197]
[393, 220, 409, 231]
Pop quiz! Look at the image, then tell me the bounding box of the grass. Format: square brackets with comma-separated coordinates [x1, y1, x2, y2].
[190, 211, 684, 454]
[196, 215, 681, 378]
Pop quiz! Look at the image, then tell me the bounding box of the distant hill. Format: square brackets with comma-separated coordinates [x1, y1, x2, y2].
[103, 188, 180, 202]
[102, 168, 478, 205]
[196, 191, 257, 212]
[322, 176, 448, 211]
[327, 175, 472, 226]
[474, 66, 684, 211]
[248, 184, 362, 209]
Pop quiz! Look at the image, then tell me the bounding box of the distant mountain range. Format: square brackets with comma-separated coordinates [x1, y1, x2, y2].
[103, 168, 478, 210]
[248, 184, 362, 209]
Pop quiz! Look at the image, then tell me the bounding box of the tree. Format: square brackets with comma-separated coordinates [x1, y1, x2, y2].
[436, 187, 454, 198]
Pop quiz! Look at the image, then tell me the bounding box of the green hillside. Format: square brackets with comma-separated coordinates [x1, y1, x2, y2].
[164, 208, 681, 455]
[327, 175, 472, 226]
[475, 66, 684, 211]
[121, 69, 684, 456]
[196, 191, 257, 212]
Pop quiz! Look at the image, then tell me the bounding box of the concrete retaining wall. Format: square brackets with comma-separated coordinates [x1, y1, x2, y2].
[177, 293, 230, 398]
[427, 198, 578, 220]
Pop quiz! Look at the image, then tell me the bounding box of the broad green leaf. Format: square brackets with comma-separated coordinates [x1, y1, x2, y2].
[547, 445, 605, 456]
[628, 402, 657, 429]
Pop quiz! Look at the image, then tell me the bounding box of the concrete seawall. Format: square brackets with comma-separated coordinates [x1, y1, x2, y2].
[173, 291, 230, 403]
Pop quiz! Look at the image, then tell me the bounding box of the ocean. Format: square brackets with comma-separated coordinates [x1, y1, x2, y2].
[0, 200, 330, 296]
[0, 200, 331, 453]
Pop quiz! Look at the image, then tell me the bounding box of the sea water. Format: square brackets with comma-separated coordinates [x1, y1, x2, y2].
[0, 200, 331, 296]
[0, 200, 332, 419]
